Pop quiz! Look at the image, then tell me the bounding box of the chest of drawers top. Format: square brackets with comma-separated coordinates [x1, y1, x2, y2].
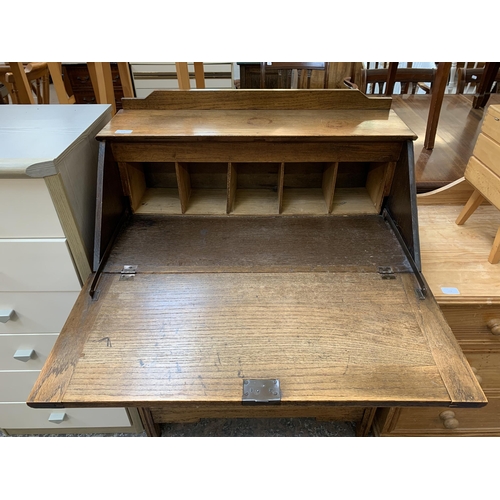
[0, 105, 111, 178]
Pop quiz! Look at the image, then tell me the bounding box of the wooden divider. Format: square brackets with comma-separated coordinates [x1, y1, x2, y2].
[226, 162, 237, 214]
[175, 162, 191, 214]
[322, 162, 339, 214]
[121, 160, 391, 216]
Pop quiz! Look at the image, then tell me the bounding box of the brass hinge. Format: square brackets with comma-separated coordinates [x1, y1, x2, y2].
[120, 265, 137, 281]
[378, 266, 396, 279]
[242, 379, 281, 404]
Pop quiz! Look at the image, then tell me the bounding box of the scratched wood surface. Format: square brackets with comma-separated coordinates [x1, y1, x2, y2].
[103, 215, 412, 274]
[27, 271, 485, 407]
[98, 109, 415, 141]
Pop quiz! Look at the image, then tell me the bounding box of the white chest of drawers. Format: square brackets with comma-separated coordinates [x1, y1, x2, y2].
[0, 105, 142, 434]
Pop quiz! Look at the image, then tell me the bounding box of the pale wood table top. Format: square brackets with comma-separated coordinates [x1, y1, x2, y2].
[418, 179, 500, 304]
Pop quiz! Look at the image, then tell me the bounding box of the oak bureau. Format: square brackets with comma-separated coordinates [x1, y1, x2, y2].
[0, 105, 142, 434]
[27, 90, 486, 436]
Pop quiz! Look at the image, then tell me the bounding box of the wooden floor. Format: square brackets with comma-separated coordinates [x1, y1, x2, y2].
[392, 94, 500, 191]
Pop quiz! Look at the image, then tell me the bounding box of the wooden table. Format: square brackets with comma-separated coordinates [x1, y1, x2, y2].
[26, 89, 486, 436]
[392, 94, 500, 191]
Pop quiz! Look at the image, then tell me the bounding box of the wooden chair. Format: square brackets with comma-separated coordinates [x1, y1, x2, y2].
[0, 83, 9, 104]
[360, 67, 437, 95]
[455, 106, 500, 264]
[259, 63, 329, 89]
[1, 62, 50, 104]
[457, 66, 500, 94]
[175, 62, 206, 89]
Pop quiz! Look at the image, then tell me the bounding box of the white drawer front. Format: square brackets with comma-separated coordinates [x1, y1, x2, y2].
[0, 334, 57, 370]
[0, 403, 131, 430]
[0, 179, 64, 238]
[131, 63, 232, 73]
[0, 371, 40, 402]
[0, 291, 79, 334]
[0, 239, 81, 292]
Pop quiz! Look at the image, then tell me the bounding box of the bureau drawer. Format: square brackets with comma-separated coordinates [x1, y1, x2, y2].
[482, 105, 500, 144]
[0, 291, 79, 334]
[465, 351, 500, 394]
[0, 403, 131, 430]
[0, 239, 81, 292]
[0, 179, 64, 238]
[376, 399, 500, 436]
[473, 133, 500, 177]
[440, 304, 500, 345]
[0, 334, 57, 370]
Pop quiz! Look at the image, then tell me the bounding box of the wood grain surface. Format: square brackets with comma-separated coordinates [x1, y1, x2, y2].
[98, 109, 415, 141]
[120, 89, 392, 111]
[418, 203, 500, 304]
[27, 271, 484, 407]
[103, 214, 412, 274]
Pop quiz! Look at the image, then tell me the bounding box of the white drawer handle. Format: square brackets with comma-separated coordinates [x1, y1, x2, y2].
[0, 309, 14, 323]
[13, 349, 35, 362]
[48, 412, 67, 424]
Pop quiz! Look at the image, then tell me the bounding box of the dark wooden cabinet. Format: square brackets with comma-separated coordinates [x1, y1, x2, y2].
[62, 63, 125, 110]
[238, 62, 293, 89]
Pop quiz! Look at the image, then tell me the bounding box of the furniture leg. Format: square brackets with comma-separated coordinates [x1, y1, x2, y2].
[384, 62, 398, 96]
[137, 407, 161, 437]
[424, 62, 452, 150]
[473, 62, 500, 109]
[47, 62, 76, 104]
[455, 189, 485, 225]
[117, 62, 134, 98]
[488, 227, 500, 264]
[356, 408, 377, 436]
[42, 72, 50, 104]
[8, 63, 34, 104]
[88, 63, 116, 115]
[175, 62, 191, 90]
[193, 62, 205, 89]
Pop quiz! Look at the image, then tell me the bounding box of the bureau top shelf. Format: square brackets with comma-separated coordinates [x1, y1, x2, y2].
[96, 89, 416, 143]
[97, 109, 416, 142]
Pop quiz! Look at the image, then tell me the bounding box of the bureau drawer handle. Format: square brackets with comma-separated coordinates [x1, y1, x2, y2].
[48, 412, 66, 424]
[0, 309, 14, 323]
[471, 366, 483, 384]
[13, 349, 35, 362]
[439, 410, 459, 429]
[487, 319, 500, 335]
